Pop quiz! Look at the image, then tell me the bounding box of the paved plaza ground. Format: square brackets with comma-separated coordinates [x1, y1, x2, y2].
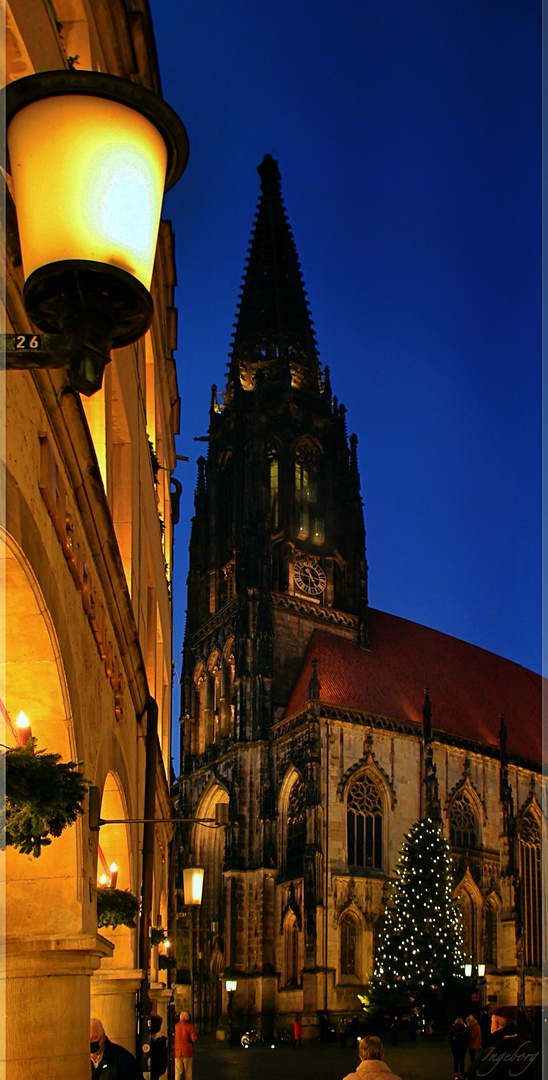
[192, 1032, 457, 1080]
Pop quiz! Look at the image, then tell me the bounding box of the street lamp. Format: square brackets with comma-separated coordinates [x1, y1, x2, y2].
[182, 867, 205, 906]
[225, 979, 238, 1047]
[3, 70, 188, 394]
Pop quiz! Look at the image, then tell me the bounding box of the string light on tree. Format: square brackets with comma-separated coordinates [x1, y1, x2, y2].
[359, 817, 466, 1019]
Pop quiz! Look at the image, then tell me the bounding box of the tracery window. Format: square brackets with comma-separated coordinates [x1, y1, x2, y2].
[295, 445, 323, 544]
[484, 899, 499, 967]
[340, 911, 359, 977]
[286, 777, 307, 879]
[449, 793, 478, 849]
[268, 447, 279, 530]
[347, 774, 383, 870]
[519, 812, 542, 968]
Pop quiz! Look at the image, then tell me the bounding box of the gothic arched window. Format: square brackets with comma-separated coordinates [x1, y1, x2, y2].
[484, 898, 499, 967]
[457, 888, 477, 965]
[286, 777, 307, 879]
[295, 444, 323, 544]
[340, 911, 360, 977]
[449, 793, 478, 850]
[284, 913, 300, 985]
[268, 447, 279, 530]
[519, 811, 542, 968]
[347, 774, 383, 870]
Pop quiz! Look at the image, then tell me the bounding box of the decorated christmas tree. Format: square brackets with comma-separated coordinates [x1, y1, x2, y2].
[362, 817, 467, 1019]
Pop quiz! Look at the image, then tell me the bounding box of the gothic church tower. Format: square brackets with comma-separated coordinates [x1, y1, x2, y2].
[178, 155, 368, 1024]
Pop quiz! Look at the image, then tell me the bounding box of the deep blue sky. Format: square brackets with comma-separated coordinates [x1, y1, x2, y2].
[151, 1, 541, 755]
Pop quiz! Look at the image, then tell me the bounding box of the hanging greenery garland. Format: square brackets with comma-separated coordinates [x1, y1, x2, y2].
[158, 955, 177, 970]
[151, 925, 167, 948]
[1, 740, 89, 858]
[97, 885, 139, 929]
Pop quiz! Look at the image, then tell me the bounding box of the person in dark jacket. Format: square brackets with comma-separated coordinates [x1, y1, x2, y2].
[447, 1017, 469, 1079]
[90, 1018, 144, 1080]
[149, 1014, 168, 1080]
[349, 1016, 360, 1048]
[468, 1005, 541, 1080]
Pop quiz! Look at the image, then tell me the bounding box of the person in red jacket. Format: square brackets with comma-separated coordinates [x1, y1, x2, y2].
[174, 1011, 197, 1080]
[293, 1016, 302, 1047]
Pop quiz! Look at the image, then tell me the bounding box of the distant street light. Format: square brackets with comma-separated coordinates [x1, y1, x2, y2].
[225, 979, 238, 1046]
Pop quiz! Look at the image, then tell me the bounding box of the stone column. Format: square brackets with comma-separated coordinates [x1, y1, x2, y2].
[4, 933, 113, 1080]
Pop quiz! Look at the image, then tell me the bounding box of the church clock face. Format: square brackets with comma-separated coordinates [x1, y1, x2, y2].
[294, 554, 326, 596]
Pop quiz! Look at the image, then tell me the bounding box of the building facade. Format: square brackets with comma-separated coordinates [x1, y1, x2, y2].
[3, 2, 182, 1077]
[177, 156, 545, 1036]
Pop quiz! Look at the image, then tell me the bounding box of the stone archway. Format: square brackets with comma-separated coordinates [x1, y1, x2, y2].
[2, 529, 105, 1079]
[91, 771, 140, 1051]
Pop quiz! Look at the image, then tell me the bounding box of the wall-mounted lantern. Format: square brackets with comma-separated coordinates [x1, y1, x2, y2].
[182, 866, 204, 906]
[3, 70, 188, 394]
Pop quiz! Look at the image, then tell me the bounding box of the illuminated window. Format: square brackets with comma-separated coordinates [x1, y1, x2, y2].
[347, 775, 383, 870]
[340, 911, 360, 977]
[519, 812, 542, 968]
[484, 899, 499, 967]
[268, 447, 279, 530]
[295, 445, 321, 542]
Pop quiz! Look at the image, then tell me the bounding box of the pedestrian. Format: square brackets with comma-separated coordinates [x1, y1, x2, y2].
[466, 1014, 482, 1069]
[293, 1016, 302, 1047]
[468, 1004, 541, 1079]
[342, 1034, 403, 1080]
[408, 1014, 418, 1043]
[90, 1018, 144, 1080]
[349, 1015, 360, 1048]
[174, 1010, 198, 1080]
[150, 1014, 168, 1080]
[319, 1013, 329, 1043]
[338, 1017, 349, 1049]
[447, 1017, 469, 1080]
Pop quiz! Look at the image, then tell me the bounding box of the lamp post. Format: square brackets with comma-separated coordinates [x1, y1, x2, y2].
[3, 70, 188, 394]
[225, 980, 238, 1047]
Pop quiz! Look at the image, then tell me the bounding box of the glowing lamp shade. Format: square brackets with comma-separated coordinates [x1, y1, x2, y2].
[464, 964, 473, 978]
[8, 95, 167, 290]
[182, 867, 204, 906]
[477, 964, 485, 978]
[225, 980, 237, 993]
[4, 71, 188, 363]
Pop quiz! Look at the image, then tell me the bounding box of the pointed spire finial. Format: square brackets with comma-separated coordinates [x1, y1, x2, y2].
[227, 155, 321, 395]
[257, 153, 282, 190]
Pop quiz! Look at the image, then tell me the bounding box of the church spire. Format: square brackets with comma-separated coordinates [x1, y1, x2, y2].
[228, 154, 321, 395]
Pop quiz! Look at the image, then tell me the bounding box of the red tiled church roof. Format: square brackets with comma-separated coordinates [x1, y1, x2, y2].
[284, 608, 543, 765]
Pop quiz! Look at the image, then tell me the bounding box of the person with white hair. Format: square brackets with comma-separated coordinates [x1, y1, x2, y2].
[89, 1017, 144, 1079]
[343, 1035, 402, 1080]
[174, 1010, 198, 1080]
